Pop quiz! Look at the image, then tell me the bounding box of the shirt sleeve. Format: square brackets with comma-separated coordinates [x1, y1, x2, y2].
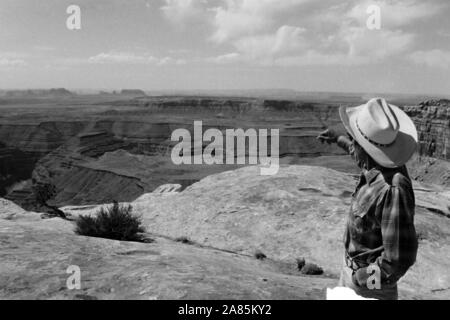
[375, 176, 418, 284]
[337, 135, 352, 154]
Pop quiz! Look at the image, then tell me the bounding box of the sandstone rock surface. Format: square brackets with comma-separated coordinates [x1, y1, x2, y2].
[1, 199, 333, 300]
[60, 165, 450, 299]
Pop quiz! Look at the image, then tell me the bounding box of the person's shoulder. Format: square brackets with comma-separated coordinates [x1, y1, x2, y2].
[392, 172, 412, 189]
[389, 168, 415, 205]
[379, 166, 413, 190]
[376, 167, 415, 207]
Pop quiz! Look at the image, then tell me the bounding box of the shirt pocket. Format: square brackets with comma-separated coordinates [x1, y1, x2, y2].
[350, 198, 378, 236]
[351, 200, 370, 218]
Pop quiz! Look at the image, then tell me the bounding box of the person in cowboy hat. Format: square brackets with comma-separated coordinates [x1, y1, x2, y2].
[317, 98, 419, 300]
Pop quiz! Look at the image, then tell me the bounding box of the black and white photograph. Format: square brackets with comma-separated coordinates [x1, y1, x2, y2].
[0, 0, 449, 305]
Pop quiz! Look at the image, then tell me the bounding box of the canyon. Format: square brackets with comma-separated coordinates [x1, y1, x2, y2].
[2, 93, 447, 210]
[0, 91, 449, 300]
[0, 94, 347, 209]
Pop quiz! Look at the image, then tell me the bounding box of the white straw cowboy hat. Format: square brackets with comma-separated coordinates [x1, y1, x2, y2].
[339, 98, 418, 168]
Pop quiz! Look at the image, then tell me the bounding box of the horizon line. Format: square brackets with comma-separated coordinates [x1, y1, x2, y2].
[1, 87, 449, 98]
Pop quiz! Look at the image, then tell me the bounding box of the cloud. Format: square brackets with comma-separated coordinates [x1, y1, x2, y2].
[88, 52, 186, 66]
[161, 0, 208, 25]
[341, 26, 414, 60]
[347, 0, 444, 28]
[207, 0, 428, 67]
[234, 25, 307, 61]
[0, 58, 26, 67]
[157, 56, 187, 66]
[88, 52, 158, 64]
[271, 51, 351, 66]
[207, 52, 241, 64]
[207, 25, 308, 65]
[409, 49, 450, 68]
[209, 23, 414, 66]
[0, 55, 27, 67]
[211, 0, 311, 43]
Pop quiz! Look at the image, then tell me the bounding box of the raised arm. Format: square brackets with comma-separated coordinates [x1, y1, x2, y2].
[317, 129, 352, 154]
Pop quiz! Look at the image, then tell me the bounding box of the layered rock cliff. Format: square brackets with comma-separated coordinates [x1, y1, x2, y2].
[403, 99, 450, 186]
[0, 98, 346, 209]
[403, 99, 450, 160]
[1, 97, 449, 209]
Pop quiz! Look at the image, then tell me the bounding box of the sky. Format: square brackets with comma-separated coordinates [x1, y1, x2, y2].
[0, 0, 449, 94]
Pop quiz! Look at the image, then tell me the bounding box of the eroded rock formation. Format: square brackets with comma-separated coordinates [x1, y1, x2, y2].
[0, 97, 448, 209]
[0, 98, 346, 208]
[403, 99, 450, 160]
[1, 166, 449, 299]
[403, 100, 450, 186]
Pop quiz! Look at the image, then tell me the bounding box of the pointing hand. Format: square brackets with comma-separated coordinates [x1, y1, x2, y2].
[317, 129, 338, 144]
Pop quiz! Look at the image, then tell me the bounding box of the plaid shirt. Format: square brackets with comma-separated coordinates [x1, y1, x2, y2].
[339, 138, 418, 284]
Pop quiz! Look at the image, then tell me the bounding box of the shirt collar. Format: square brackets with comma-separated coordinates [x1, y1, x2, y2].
[363, 168, 382, 185]
[352, 168, 383, 197]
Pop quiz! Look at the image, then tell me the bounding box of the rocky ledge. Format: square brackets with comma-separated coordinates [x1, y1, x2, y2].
[1, 166, 449, 300]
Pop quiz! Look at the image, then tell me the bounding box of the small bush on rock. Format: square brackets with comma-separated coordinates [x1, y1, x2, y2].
[296, 257, 306, 270]
[75, 201, 145, 242]
[300, 262, 323, 275]
[32, 180, 67, 219]
[254, 250, 267, 260]
[175, 236, 194, 245]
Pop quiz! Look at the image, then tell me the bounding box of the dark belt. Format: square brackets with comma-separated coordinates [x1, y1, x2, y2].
[345, 252, 369, 272]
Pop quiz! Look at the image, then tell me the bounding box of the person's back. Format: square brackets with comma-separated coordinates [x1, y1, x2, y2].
[318, 98, 419, 300]
[342, 166, 417, 299]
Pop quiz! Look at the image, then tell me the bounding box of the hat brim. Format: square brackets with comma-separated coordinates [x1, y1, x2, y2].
[339, 103, 418, 168]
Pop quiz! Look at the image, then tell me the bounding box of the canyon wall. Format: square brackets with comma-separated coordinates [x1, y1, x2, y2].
[403, 100, 450, 186]
[403, 99, 450, 160]
[1, 97, 448, 209]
